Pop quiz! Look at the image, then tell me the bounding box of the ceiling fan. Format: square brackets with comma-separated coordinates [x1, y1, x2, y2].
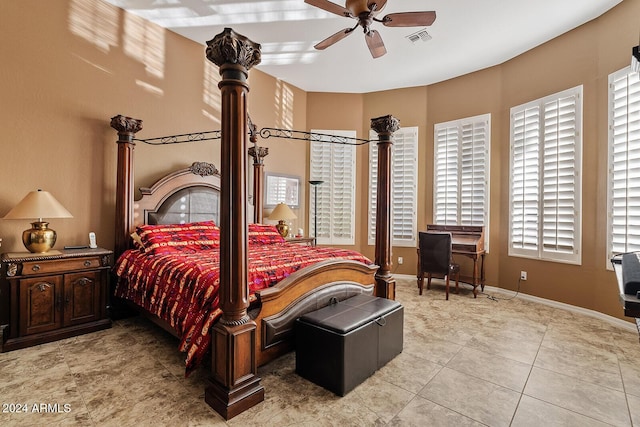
[305, 0, 436, 58]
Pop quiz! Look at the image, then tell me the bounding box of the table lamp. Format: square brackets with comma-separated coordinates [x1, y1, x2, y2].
[3, 189, 73, 253]
[269, 202, 297, 238]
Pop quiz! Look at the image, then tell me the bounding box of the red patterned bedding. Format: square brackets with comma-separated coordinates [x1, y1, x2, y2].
[113, 239, 371, 374]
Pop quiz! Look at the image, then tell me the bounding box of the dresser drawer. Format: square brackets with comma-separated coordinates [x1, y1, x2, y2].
[21, 257, 102, 276]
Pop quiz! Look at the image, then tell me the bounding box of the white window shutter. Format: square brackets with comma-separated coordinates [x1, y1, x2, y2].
[608, 68, 640, 261]
[310, 130, 356, 245]
[509, 86, 582, 264]
[368, 127, 418, 247]
[433, 114, 491, 250]
[541, 93, 581, 259]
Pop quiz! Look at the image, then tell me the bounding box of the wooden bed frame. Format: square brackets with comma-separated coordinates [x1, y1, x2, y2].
[110, 28, 400, 420]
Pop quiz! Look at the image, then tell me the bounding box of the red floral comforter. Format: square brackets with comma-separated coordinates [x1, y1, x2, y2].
[113, 243, 371, 374]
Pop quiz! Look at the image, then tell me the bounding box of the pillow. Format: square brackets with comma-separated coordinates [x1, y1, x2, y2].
[136, 220, 220, 255]
[248, 223, 286, 245]
[130, 231, 144, 249]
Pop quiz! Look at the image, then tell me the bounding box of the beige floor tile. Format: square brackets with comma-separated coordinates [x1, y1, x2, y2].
[376, 350, 443, 394]
[534, 344, 624, 391]
[524, 366, 631, 426]
[446, 346, 532, 392]
[2, 277, 639, 426]
[620, 359, 640, 398]
[419, 366, 521, 426]
[512, 395, 614, 427]
[389, 395, 485, 426]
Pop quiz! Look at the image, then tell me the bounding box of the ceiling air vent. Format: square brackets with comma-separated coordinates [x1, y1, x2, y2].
[406, 29, 432, 44]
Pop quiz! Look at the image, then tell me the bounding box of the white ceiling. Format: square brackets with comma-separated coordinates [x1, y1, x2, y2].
[103, 0, 622, 93]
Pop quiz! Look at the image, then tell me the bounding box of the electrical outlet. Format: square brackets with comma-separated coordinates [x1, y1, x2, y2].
[520, 271, 527, 281]
[398, 256, 404, 265]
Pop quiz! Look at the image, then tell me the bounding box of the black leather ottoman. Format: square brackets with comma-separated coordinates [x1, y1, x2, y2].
[295, 294, 403, 396]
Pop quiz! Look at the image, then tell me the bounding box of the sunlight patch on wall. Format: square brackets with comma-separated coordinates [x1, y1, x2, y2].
[68, 0, 118, 53]
[124, 13, 166, 79]
[72, 54, 113, 74]
[203, 60, 222, 108]
[202, 109, 221, 126]
[275, 80, 294, 130]
[136, 80, 164, 97]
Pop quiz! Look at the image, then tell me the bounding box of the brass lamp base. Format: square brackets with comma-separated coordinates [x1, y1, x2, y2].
[275, 220, 289, 238]
[22, 221, 57, 253]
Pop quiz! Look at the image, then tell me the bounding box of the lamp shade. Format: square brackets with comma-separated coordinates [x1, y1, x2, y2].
[269, 202, 297, 220]
[3, 190, 73, 220]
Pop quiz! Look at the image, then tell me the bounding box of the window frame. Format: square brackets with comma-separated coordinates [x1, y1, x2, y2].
[309, 129, 357, 246]
[508, 85, 583, 265]
[433, 113, 491, 252]
[606, 67, 640, 268]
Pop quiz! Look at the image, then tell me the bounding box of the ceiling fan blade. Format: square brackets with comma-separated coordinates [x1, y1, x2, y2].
[368, 0, 387, 14]
[365, 29, 386, 58]
[314, 27, 355, 50]
[305, 0, 352, 18]
[382, 11, 436, 27]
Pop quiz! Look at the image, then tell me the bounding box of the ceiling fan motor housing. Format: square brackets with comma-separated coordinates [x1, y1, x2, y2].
[346, 0, 372, 16]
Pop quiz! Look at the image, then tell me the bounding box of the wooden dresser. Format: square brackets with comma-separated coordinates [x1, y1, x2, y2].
[0, 248, 113, 352]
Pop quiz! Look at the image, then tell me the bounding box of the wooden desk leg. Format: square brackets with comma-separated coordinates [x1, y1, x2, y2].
[472, 257, 479, 298]
[480, 253, 485, 292]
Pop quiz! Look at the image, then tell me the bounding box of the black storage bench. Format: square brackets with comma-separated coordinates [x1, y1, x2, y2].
[294, 294, 403, 396]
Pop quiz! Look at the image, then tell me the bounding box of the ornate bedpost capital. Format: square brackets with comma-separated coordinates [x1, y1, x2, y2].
[371, 115, 400, 136]
[110, 115, 143, 136]
[248, 146, 269, 165]
[205, 28, 261, 70]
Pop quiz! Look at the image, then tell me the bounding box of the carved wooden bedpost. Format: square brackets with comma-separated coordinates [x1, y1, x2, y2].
[248, 119, 268, 223]
[110, 115, 143, 259]
[204, 28, 264, 419]
[371, 115, 399, 300]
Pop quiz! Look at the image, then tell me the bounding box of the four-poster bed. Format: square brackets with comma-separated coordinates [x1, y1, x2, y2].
[110, 28, 399, 419]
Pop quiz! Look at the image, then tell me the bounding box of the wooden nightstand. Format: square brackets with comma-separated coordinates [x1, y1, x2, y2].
[0, 248, 113, 352]
[286, 237, 316, 246]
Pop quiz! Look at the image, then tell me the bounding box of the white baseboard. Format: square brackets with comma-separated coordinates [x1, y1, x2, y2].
[394, 273, 637, 333]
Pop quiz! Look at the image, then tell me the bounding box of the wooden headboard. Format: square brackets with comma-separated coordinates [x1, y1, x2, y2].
[133, 161, 221, 229]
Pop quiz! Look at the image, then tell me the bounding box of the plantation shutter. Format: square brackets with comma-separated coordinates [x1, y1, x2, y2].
[460, 120, 490, 226]
[509, 86, 582, 264]
[608, 69, 640, 258]
[368, 127, 418, 247]
[541, 93, 581, 257]
[434, 125, 459, 224]
[510, 106, 541, 255]
[433, 114, 491, 250]
[310, 130, 356, 245]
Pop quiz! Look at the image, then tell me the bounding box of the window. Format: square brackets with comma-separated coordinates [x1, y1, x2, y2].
[368, 127, 418, 247]
[607, 68, 640, 261]
[309, 130, 356, 245]
[265, 173, 300, 208]
[509, 86, 582, 264]
[433, 114, 491, 250]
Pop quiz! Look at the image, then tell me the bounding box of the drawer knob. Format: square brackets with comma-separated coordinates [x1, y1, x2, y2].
[37, 283, 51, 292]
[84, 261, 92, 267]
[32, 265, 40, 272]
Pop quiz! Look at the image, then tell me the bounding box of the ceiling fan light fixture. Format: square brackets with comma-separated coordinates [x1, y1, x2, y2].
[345, 0, 370, 16]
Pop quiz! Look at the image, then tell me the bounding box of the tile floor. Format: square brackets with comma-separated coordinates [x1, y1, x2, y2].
[1, 277, 640, 426]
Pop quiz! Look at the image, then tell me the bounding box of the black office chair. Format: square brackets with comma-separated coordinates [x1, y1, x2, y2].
[417, 231, 460, 300]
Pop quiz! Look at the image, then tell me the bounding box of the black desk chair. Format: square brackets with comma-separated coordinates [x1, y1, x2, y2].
[417, 231, 460, 300]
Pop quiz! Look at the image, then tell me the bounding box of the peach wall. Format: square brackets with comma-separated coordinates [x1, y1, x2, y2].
[297, 0, 640, 323]
[2, 0, 639, 322]
[0, 0, 307, 252]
